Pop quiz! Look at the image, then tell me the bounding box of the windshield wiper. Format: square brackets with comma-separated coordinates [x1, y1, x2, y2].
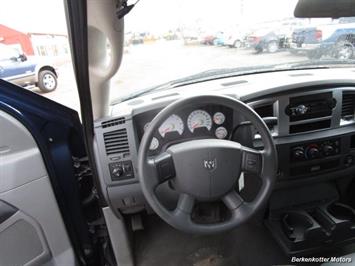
[113, 59, 355, 104]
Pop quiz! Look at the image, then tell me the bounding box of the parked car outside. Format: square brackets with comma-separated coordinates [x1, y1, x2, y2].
[213, 32, 226, 46]
[247, 19, 304, 53]
[290, 18, 355, 59]
[163, 30, 179, 41]
[247, 28, 288, 53]
[0, 44, 58, 92]
[200, 33, 216, 45]
[225, 31, 246, 48]
[181, 28, 201, 45]
[130, 32, 145, 45]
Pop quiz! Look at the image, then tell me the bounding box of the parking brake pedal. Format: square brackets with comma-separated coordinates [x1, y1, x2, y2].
[131, 214, 144, 231]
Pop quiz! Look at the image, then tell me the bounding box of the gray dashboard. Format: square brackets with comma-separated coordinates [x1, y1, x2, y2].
[93, 68, 355, 213]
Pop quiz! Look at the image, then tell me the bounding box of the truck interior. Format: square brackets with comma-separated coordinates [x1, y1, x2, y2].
[2, 0, 355, 265]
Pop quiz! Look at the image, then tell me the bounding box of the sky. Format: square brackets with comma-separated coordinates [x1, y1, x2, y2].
[126, 0, 299, 33]
[0, 0, 298, 35]
[0, 0, 68, 34]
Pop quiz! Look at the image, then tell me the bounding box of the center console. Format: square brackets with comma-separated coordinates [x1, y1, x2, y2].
[256, 88, 355, 255]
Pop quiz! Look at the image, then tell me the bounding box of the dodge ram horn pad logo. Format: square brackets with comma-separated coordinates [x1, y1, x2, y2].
[203, 159, 217, 170]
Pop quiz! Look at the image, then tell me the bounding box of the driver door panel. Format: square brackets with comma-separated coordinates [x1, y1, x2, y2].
[0, 110, 76, 266]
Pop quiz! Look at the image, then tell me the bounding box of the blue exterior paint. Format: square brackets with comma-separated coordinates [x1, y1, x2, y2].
[0, 44, 36, 80]
[0, 58, 36, 80]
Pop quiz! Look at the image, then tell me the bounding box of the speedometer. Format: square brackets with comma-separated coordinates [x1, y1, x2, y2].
[158, 114, 184, 137]
[187, 110, 212, 132]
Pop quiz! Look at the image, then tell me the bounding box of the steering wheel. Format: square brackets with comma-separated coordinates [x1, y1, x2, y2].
[138, 95, 277, 234]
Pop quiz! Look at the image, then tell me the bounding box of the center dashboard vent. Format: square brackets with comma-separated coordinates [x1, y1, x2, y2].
[103, 129, 130, 156]
[341, 92, 355, 120]
[101, 117, 125, 128]
[254, 104, 274, 117]
[286, 92, 335, 122]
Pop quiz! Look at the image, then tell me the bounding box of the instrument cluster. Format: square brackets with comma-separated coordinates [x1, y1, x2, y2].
[135, 105, 233, 155]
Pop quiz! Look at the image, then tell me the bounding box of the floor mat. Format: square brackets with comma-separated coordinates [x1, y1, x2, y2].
[133, 215, 289, 266]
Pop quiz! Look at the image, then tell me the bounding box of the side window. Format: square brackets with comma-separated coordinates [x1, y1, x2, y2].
[0, 45, 18, 61]
[0, 1, 80, 113]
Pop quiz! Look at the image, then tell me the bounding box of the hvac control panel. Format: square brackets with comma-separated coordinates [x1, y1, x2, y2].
[290, 139, 340, 162]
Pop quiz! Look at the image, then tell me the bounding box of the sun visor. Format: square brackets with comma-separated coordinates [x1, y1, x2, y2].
[294, 0, 355, 18]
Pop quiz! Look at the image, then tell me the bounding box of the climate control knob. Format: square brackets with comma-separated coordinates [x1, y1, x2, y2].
[322, 144, 335, 156]
[306, 146, 320, 159]
[292, 147, 305, 160]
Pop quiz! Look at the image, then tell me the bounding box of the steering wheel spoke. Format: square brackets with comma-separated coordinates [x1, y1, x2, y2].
[223, 190, 244, 210]
[176, 193, 195, 213]
[241, 146, 263, 176]
[173, 193, 195, 221]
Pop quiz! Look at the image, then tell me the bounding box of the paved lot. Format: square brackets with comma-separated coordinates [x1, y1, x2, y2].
[36, 40, 307, 113]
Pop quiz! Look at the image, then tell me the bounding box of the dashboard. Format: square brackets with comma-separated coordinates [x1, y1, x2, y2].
[93, 68, 355, 213]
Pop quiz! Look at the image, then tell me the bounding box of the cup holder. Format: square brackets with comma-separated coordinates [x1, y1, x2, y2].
[268, 203, 355, 255]
[327, 203, 355, 222]
[282, 212, 314, 242]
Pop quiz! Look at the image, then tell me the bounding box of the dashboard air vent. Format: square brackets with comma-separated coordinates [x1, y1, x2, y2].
[103, 129, 130, 155]
[342, 92, 355, 120]
[101, 117, 125, 128]
[253, 103, 277, 131]
[254, 104, 273, 117]
[286, 92, 334, 122]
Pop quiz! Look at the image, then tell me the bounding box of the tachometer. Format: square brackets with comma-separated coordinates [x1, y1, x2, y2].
[158, 114, 184, 137]
[187, 110, 212, 132]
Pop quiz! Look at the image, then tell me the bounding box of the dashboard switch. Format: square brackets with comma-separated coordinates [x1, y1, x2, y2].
[109, 160, 134, 180]
[112, 165, 123, 177]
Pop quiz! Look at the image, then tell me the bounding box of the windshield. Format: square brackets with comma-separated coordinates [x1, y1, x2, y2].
[111, 0, 355, 102]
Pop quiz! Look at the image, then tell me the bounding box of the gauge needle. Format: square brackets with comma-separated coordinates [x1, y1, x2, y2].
[162, 127, 172, 134]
